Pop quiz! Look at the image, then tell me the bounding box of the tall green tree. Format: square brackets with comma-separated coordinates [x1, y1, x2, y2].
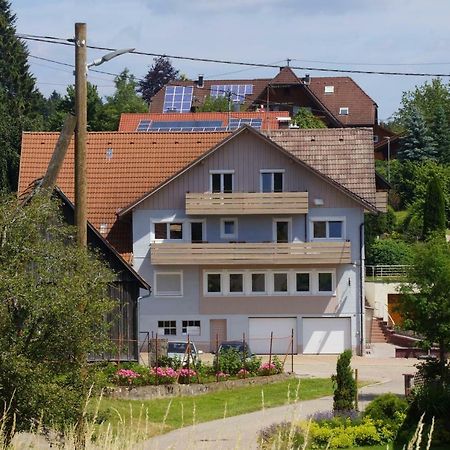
[138, 56, 179, 104]
[398, 108, 436, 162]
[430, 105, 450, 165]
[0, 0, 43, 191]
[422, 176, 447, 239]
[102, 69, 148, 130]
[399, 237, 450, 374]
[0, 194, 115, 440]
[332, 350, 357, 411]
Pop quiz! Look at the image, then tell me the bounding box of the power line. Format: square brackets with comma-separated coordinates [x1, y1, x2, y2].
[18, 33, 450, 77]
[291, 58, 450, 67]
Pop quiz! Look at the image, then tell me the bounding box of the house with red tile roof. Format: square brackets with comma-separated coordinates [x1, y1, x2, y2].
[19, 126, 385, 356]
[148, 67, 378, 129]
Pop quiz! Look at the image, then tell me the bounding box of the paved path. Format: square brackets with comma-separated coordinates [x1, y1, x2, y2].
[143, 345, 418, 450]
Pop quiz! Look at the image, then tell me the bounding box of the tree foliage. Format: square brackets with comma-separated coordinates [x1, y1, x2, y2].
[138, 56, 179, 104]
[332, 350, 356, 411]
[398, 108, 436, 162]
[0, 194, 115, 438]
[291, 108, 327, 129]
[399, 237, 450, 371]
[197, 95, 231, 112]
[0, 0, 43, 192]
[366, 238, 413, 266]
[422, 175, 446, 239]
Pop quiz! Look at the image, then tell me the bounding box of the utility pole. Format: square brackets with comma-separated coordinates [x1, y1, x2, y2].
[74, 23, 87, 247]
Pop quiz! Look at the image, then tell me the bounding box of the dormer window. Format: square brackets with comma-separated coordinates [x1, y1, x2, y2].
[210, 170, 234, 193]
[324, 85, 334, 94]
[339, 107, 349, 116]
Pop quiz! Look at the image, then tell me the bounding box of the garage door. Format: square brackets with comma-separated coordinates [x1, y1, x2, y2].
[302, 318, 351, 354]
[249, 318, 297, 355]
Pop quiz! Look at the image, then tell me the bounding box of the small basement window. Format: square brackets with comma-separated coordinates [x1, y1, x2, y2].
[182, 320, 201, 336]
[158, 320, 176, 336]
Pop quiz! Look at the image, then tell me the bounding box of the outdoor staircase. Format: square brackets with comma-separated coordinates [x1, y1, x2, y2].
[370, 318, 390, 343]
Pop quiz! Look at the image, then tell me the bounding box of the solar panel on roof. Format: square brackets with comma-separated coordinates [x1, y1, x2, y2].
[136, 120, 151, 131]
[228, 118, 263, 130]
[163, 86, 193, 113]
[211, 84, 253, 103]
[136, 119, 227, 132]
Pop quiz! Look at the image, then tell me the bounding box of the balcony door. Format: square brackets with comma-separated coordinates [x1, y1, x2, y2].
[273, 219, 291, 243]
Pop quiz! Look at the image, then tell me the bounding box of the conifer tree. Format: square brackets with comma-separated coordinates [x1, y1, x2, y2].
[430, 105, 450, 165]
[398, 108, 436, 162]
[422, 175, 447, 239]
[332, 349, 357, 411]
[0, 0, 42, 192]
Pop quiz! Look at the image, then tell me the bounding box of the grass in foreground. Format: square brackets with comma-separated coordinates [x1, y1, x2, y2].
[95, 378, 332, 439]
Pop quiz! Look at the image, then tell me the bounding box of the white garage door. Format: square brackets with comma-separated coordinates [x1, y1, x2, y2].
[302, 318, 351, 354]
[249, 318, 297, 354]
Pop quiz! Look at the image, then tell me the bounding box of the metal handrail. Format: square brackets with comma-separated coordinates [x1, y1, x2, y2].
[365, 265, 409, 278]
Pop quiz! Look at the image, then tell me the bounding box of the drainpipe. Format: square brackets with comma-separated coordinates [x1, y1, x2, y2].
[137, 290, 152, 359]
[359, 222, 365, 356]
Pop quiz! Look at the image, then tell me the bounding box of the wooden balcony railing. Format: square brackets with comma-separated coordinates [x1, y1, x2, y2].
[185, 192, 308, 215]
[151, 241, 351, 265]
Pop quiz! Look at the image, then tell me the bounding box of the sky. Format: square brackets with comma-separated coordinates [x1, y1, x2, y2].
[12, 0, 450, 121]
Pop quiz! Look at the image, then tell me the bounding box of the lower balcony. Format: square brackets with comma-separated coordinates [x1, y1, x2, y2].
[150, 241, 351, 265]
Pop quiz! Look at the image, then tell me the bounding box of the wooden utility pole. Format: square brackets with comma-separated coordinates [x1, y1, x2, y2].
[74, 23, 87, 246]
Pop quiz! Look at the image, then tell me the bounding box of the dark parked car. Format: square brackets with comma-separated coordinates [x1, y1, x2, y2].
[218, 340, 254, 357]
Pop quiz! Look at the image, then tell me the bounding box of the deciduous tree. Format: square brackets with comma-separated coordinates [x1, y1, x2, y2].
[138, 56, 179, 104]
[0, 194, 115, 440]
[291, 108, 327, 129]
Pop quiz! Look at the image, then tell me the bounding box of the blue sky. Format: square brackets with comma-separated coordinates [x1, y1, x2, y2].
[13, 0, 450, 121]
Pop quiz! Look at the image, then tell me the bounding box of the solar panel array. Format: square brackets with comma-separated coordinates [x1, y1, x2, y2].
[210, 84, 253, 103]
[136, 117, 263, 132]
[228, 118, 263, 130]
[163, 86, 193, 112]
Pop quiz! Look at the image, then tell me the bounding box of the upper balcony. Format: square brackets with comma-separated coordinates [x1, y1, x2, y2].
[151, 241, 351, 265]
[185, 192, 309, 215]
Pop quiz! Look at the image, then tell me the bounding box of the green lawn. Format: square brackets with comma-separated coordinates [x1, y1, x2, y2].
[94, 378, 332, 439]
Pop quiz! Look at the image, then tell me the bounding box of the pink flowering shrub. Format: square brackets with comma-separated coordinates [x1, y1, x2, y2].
[258, 356, 283, 376]
[150, 366, 178, 384]
[216, 371, 230, 380]
[115, 368, 141, 386]
[178, 367, 198, 384]
[237, 368, 250, 379]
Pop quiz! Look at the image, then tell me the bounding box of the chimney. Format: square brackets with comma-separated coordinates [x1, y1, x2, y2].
[303, 74, 311, 85]
[197, 74, 204, 88]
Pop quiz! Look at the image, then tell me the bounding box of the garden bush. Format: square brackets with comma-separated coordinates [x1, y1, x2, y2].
[214, 349, 262, 376]
[332, 350, 356, 412]
[366, 238, 414, 266]
[363, 393, 408, 423]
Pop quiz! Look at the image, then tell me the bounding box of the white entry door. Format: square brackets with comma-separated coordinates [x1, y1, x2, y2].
[302, 318, 351, 354]
[249, 317, 297, 355]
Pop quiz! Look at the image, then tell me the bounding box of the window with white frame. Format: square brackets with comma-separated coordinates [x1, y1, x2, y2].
[154, 271, 183, 296]
[339, 107, 349, 115]
[158, 320, 177, 335]
[153, 221, 184, 241]
[324, 85, 335, 94]
[182, 320, 201, 335]
[203, 270, 336, 296]
[206, 272, 222, 294]
[273, 272, 288, 293]
[311, 218, 345, 240]
[220, 218, 238, 239]
[228, 273, 244, 293]
[251, 273, 266, 293]
[260, 170, 284, 193]
[210, 170, 234, 193]
[296, 272, 310, 293]
[318, 271, 334, 293]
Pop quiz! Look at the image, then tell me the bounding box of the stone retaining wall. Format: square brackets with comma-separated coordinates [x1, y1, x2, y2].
[108, 372, 296, 400]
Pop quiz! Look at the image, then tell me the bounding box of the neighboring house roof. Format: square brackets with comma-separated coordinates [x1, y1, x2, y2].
[149, 67, 377, 127]
[265, 128, 377, 205]
[19, 132, 229, 259]
[119, 126, 378, 216]
[118, 111, 290, 132]
[19, 127, 378, 257]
